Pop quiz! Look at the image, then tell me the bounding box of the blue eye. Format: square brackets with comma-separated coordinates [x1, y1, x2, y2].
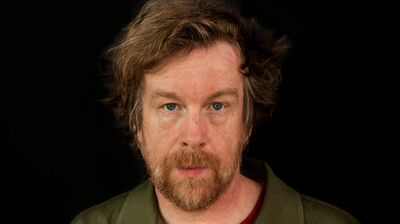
[163, 103, 177, 111]
[211, 103, 223, 111]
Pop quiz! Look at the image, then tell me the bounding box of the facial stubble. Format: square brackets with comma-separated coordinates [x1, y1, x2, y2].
[143, 147, 242, 212]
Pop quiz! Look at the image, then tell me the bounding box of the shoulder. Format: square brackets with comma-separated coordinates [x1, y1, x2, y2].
[71, 180, 156, 224]
[301, 195, 360, 224]
[71, 192, 130, 224]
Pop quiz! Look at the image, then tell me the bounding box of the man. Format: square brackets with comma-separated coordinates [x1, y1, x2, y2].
[73, 0, 360, 223]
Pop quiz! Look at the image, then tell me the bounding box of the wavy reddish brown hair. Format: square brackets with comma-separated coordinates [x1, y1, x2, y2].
[104, 0, 290, 149]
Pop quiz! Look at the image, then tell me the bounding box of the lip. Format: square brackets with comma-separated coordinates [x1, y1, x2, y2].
[178, 167, 206, 176]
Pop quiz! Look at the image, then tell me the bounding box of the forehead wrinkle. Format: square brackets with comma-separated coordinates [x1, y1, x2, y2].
[150, 86, 239, 105]
[151, 90, 183, 102]
[148, 42, 241, 78]
[145, 42, 243, 104]
[206, 88, 239, 102]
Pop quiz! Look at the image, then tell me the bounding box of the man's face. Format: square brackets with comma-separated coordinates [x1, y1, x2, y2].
[138, 41, 246, 211]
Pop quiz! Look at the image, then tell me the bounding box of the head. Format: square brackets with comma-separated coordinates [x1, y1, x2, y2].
[105, 0, 289, 212]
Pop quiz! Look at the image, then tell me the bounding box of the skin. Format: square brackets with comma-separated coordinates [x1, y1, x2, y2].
[138, 41, 261, 224]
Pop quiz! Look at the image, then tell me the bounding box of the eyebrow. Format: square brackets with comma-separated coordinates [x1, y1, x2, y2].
[207, 88, 239, 101]
[151, 88, 239, 102]
[151, 91, 183, 102]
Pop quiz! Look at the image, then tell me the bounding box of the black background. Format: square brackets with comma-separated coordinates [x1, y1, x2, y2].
[5, 0, 398, 223]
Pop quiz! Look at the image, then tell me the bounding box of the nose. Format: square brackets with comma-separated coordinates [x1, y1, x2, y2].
[181, 111, 206, 150]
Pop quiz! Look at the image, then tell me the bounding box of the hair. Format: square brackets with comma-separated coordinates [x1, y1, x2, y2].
[103, 0, 290, 150]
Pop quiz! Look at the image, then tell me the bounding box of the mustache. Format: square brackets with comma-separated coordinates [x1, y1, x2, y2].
[166, 149, 220, 169]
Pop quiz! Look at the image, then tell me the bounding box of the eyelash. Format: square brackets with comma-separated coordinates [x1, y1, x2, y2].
[161, 102, 228, 112]
[208, 102, 226, 111]
[162, 103, 179, 112]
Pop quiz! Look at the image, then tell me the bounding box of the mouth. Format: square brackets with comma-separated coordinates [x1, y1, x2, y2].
[177, 167, 206, 176]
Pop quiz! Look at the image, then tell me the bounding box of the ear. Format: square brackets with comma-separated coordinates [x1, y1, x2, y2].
[242, 127, 252, 146]
[136, 128, 144, 147]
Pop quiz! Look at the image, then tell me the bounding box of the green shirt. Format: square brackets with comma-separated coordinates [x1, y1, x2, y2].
[72, 158, 360, 224]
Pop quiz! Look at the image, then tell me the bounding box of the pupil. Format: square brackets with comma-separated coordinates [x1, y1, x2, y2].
[212, 103, 222, 110]
[167, 104, 176, 110]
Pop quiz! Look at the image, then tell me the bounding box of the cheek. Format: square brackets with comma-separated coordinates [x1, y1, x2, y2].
[156, 110, 179, 125]
[141, 112, 182, 154]
[207, 113, 244, 153]
[212, 108, 243, 133]
[154, 112, 183, 140]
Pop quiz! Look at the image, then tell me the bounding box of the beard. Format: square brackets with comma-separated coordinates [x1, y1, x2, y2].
[143, 148, 241, 212]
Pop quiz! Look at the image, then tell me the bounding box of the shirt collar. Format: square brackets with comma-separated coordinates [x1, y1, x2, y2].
[241, 158, 304, 224]
[118, 158, 304, 224]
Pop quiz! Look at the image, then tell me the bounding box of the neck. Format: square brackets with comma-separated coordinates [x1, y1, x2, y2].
[155, 170, 262, 224]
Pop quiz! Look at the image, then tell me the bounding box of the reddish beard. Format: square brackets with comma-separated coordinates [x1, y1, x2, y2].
[149, 149, 240, 212]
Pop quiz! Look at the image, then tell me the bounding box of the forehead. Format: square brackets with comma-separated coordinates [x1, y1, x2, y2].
[144, 41, 243, 95]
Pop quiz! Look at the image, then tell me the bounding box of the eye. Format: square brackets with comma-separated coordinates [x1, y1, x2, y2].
[163, 103, 177, 111]
[211, 102, 224, 111]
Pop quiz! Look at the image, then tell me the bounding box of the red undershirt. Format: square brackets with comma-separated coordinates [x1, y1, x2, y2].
[240, 181, 266, 224]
